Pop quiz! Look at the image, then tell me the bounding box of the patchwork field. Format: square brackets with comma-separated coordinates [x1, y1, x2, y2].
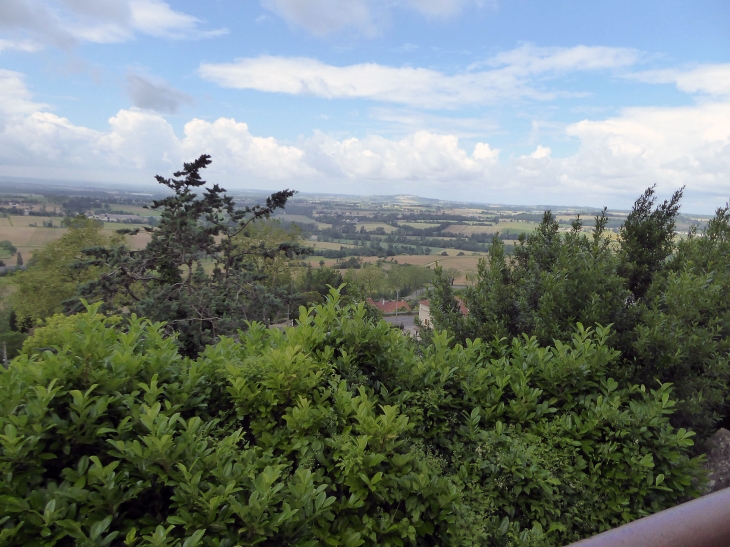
[275, 214, 331, 229]
[0, 216, 152, 260]
[440, 224, 498, 235]
[108, 205, 159, 217]
[356, 222, 397, 233]
[310, 240, 357, 251]
[397, 222, 444, 229]
[0, 227, 66, 248]
[442, 220, 539, 236]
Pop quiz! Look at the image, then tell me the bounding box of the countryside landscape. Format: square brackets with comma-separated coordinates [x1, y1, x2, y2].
[1, 0, 730, 545]
[0, 179, 712, 281]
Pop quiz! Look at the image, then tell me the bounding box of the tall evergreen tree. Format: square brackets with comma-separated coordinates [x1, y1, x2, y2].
[618, 185, 684, 301]
[72, 154, 306, 356]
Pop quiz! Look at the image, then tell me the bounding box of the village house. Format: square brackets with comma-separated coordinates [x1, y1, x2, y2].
[419, 298, 468, 328]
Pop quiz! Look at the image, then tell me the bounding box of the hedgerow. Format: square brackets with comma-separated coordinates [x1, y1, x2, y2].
[0, 291, 702, 546]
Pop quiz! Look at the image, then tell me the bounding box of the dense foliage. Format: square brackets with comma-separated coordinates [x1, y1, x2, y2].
[70, 155, 307, 357]
[0, 292, 702, 546]
[428, 189, 730, 443]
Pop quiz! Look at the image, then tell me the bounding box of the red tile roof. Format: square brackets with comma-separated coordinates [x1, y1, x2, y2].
[366, 298, 412, 313]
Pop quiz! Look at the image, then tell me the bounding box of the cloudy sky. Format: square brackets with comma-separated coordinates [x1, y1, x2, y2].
[1, 0, 729, 211]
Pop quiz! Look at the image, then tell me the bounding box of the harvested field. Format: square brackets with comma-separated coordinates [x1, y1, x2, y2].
[27, 228, 68, 247]
[441, 208, 486, 216]
[127, 231, 152, 250]
[9, 215, 63, 227]
[310, 241, 357, 251]
[0, 227, 56, 247]
[0, 218, 152, 260]
[302, 256, 340, 268]
[442, 221, 537, 236]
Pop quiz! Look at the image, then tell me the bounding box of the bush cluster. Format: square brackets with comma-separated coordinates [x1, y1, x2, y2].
[0, 292, 701, 546]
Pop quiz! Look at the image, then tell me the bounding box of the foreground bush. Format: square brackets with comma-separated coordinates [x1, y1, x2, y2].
[0, 293, 702, 546]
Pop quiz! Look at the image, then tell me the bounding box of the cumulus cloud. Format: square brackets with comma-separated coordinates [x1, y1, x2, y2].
[260, 0, 490, 36]
[199, 45, 638, 109]
[181, 118, 315, 180]
[300, 131, 498, 182]
[530, 145, 551, 159]
[0, 69, 47, 119]
[630, 64, 730, 97]
[560, 101, 730, 196]
[126, 72, 193, 114]
[1, 68, 729, 210]
[0, 0, 225, 49]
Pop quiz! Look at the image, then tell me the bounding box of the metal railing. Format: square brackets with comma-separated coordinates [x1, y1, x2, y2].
[567, 487, 730, 547]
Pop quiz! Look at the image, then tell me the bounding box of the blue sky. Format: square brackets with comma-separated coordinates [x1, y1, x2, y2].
[1, 0, 729, 212]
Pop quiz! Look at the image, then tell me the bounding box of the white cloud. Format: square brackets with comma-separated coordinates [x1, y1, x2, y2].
[630, 64, 730, 97]
[477, 44, 639, 74]
[199, 45, 638, 109]
[0, 0, 225, 49]
[181, 118, 314, 180]
[0, 69, 46, 117]
[369, 107, 499, 138]
[260, 0, 377, 37]
[530, 145, 551, 159]
[1, 68, 729, 211]
[129, 0, 227, 39]
[560, 101, 730, 196]
[301, 131, 498, 182]
[260, 0, 489, 36]
[0, 37, 41, 52]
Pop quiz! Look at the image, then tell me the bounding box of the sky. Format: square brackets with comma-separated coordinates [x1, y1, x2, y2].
[1, 1, 729, 212]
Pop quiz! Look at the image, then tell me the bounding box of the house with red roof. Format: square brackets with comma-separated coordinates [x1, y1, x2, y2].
[366, 298, 411, 314]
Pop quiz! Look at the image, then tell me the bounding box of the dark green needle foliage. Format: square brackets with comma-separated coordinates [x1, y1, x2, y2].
[0, 292, 702, 546]
[633, 204, 730, 439]
[428, 188, 730, 443]
[617, 185, 684, 302]
[71, 155, 307, 357]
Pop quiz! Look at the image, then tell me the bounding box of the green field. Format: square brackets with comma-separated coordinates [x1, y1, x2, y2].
[106, 205, 160, 217]
[397, 222, 444, 229]
[275, 214, 331, 229]
[357, 222, 397, 233]
[310, 240, 357, 251]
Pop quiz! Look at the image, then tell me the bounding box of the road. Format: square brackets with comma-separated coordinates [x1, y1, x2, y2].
[384, 314, 416, 327]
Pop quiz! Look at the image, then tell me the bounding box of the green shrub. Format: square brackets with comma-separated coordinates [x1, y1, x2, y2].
[0, 292, 702, 546]
[633, 205, 730, 441]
